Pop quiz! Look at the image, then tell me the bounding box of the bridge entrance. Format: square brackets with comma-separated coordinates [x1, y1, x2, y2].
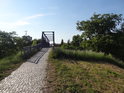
[42, 31, 55, 47]
[23, 31, 55, 58]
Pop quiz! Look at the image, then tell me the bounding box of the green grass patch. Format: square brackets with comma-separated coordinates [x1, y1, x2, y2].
[50, 48, 124, 68]
[0, 49, 42, 80]
[47, 49, 124, 93]
[0, 52, 24, 80]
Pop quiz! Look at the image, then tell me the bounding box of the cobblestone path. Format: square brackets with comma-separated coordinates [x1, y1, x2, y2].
[0, 48, 50, 93]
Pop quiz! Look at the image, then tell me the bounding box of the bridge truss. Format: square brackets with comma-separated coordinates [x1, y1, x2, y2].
[23, 31, 55, 58]
[42, 31, 55, 47]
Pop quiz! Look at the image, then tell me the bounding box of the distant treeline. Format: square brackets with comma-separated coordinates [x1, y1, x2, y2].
[0, 31, 41, 58]
[61, 13, 124, 61]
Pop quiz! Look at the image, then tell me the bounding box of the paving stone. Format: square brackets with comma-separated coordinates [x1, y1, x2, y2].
[0, 48, 50, 93]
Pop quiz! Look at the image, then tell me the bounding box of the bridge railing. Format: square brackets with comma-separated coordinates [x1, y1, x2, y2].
[22, 42, 50, 59]
[22, 31, 54, 59]
[22, 43, 40, 59]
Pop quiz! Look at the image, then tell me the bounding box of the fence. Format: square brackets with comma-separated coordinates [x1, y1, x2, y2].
[22, 42, 50, 59]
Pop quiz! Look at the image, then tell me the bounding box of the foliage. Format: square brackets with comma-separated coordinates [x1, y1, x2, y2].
[0, 31, 33, 58]
[77, 13, 123, 38]
[0, 31, 17, 57]
[111, 32, 124, 60]
[32, 39, 38, 46]
[14, 37, 24, 50]
[36, 39, 42, 44]
[22, 35, 32, 46]
[71, 35, 83, 50]
[60, 39, 64, 46]
[76, 13, 124, 60]
[61, 43, 75, 50]
[67, 39, 70, 45]
[61, 35, 83, 50]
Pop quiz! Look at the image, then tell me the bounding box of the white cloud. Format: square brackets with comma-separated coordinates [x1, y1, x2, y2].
[0, 21, 30, 29]
[13, 21, 30, 26]
[0, 13, 45, 28]
[40, 6, 58, 10]
[25, 14, 45, 20]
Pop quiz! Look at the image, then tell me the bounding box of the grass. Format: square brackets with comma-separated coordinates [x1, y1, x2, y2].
[46, 48, 124, 93]
[0, 52, 24, 80]
[0, 48, 44, 80]
[0, 49, 42, 80]
[50, 48, 124, 68]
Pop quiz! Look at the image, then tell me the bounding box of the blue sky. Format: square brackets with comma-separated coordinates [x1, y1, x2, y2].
[0, 0, 124, 43]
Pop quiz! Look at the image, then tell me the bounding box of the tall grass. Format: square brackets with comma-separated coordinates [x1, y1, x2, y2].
[50, 48, 124, 68]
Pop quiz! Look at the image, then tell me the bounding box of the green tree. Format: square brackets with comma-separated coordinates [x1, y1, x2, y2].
[61, 39, 64, 46]
[32, 39, 37, 46]
[14, 37, 24, 50]
[111, 32, 124, 60]
[77, 13, 122, 39]
[67, 39, 70, 45]
[22, 35, 32, 46]
[72, 35, 82, 49]
[77, 13, 124, 59]
[0, 31, 17, 57]
[37, 39, 42, 44]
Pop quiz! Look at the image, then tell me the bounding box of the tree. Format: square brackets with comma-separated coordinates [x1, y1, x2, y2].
[111, 32, 124, 60]
[22, 35, 32, 46]
[67, 40, 70, 45]
[77, 13, 122, 39]
[37, 39, 42, 44]
[32, 39, 38, 46]
[72, 35, 82, 49]
[14, 37, 24, 50]
[0, 31, 17, 57]
[77, 13, 124, 58]
[61, 39, 64, 46]
[121, 23, 124, 32]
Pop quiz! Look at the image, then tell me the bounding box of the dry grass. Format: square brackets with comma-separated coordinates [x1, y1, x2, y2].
[47, 58, 124, 93]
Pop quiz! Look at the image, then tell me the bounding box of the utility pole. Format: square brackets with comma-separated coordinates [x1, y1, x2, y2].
[25, 31, 27, 36]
